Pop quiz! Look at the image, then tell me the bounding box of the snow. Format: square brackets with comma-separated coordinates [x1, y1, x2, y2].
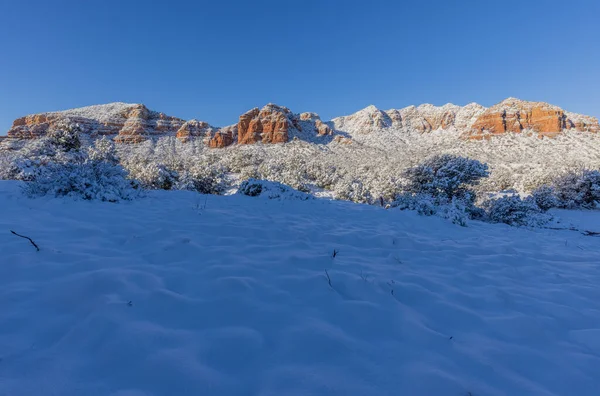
[44, 103, 139, 124]
[2, 181, 600, 395]
[332, 102, 487, 136]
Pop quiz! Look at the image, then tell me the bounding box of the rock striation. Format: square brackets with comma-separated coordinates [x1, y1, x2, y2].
[208, 124, 237, 148]
[469, 98, 600, 139]
[237, 104, 295, 145]
[7, 103, 186, 144]
[332, 103, 487, 134]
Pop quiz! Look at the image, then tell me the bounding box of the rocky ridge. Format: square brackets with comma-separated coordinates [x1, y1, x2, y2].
[469, 98, 600, 139]
[7, 103, 186, 144]
[5, 99, 598, 147]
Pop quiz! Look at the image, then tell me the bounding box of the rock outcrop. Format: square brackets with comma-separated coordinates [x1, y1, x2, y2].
[208, 124, 237, 148]
[565, 112, 600, 132]
[4, 98, 598, 147]
[175, 120, 217, 143]
[297, 112, 333, 137]
[469, 98, 600, 139]
[7, 103, 186, 144]
[332, 99, 598, 139]
[332, 105, 392, 134]
[237, 104, 295, 145]
[333, 103, 487, 134]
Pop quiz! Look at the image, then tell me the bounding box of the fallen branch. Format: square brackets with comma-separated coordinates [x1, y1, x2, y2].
[540, 226, 600, 237]
[542, 226, 579, 232]
[325, 269, 332, 288]
[10, 230, 40, 251]
[582, 230, 600, 237]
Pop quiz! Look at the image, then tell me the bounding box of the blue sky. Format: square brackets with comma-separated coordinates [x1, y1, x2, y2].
[1, 0, 599, 132]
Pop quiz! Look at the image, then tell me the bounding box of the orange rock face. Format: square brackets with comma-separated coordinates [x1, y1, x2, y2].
[237, 104, 292, 145]
[207, 125, 237, 148]
[469, 98, 599, 139]
[176, 120, 216, 143]
[8, 103, 185, 144]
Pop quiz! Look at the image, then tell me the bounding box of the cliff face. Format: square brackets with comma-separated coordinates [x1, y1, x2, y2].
[468, 98, 599, 139]
[4, 98, 598, 147]
[331, 99, 598, 139]
[7, 103, 186, 144]
[332, 103, 487, 134]
[237, 104, 294, 145]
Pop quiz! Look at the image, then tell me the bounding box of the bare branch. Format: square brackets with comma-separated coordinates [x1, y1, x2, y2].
[325, 270, 332, 288]
[10, 230, 40, 251]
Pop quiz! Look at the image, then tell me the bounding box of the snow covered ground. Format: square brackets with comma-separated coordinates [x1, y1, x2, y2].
[1, 181, 600, 396]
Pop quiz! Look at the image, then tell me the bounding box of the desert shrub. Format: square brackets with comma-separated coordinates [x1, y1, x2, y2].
[333, 176, 373, 203]
[304, 161, 341, 190]
[551, 169, 600, 209]
[392, 155, 490, 224]
[88, 136, 119, 164]
[257, 156, 310, 192]
[238, 178, 311, 200]
[482, 194, 550, 227]
[530, 185, 559, 211]
[130, 162, 178, 190]
[394, 193, 438, 216]
[175, 164, 229, 195]
[402, 154, 489, 203]
[22, 157, 138, 202]
[47, 122, 82, 152]
[238, 179, 263, 196]
[0, 151, 21, 180]
[393, 193, 471, 226]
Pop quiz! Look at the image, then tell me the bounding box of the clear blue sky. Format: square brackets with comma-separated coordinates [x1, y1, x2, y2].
[1, 0, 599, 133]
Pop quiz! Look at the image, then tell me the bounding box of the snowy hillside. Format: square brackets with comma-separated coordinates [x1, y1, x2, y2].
[2, 181, 600, 395]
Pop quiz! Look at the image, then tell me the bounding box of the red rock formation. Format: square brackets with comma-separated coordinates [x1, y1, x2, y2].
[207, 125, 237, 148]
[469, 98, 599, 139]
[7, 103, 185, 144]
[237, 104, 293, 145]
[299, 112, 333, 136]
[565, 112, 600, 133]
[176, 120, 217, 143]
[5, 98, 597, 146]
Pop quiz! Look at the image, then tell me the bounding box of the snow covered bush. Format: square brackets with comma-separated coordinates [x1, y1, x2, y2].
[0, 151, 21, 180]
[47, 122, 82, 152]
[394, 193, 438, 216]
[238, 178, 311, 200]
[551, 169, 600, 209]
[22, 157, 138, 202]
[88, 136, 119, 164]
[482, 194, 550, 227]
[175, 164, 229, 195]
[402, 154, 489, 203]
[393, 193, 471, 226]
[392, 155, 490, 225]
[530, 185, 559, 211]
[333, 176, 373, 203]
[257, 156, 310, 193]
[129, 162, 179, 190]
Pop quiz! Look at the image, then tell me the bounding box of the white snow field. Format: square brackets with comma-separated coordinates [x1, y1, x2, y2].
[1, 181, 600, 396]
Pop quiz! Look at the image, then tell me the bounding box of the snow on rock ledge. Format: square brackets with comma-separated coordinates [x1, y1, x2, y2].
[8, 103, 186, 144]
[468, 98, 600, 139]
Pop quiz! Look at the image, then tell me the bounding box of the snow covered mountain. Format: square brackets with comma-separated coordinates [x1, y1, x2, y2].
[4, 98, 599, 147]
[331, 102, 487, 134]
